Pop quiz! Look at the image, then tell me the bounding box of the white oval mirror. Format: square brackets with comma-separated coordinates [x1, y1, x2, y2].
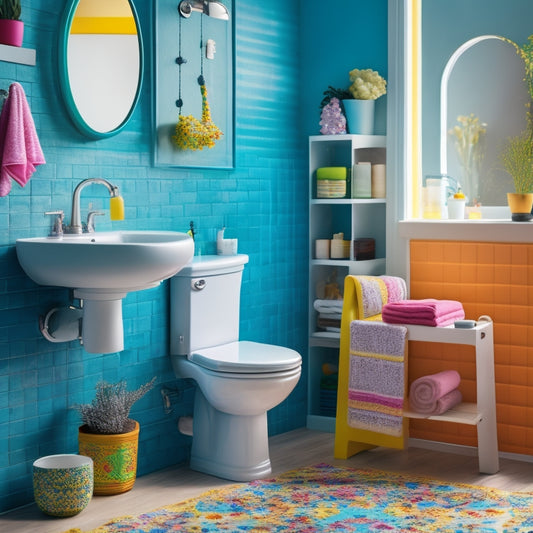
[58, 0, 144, 139]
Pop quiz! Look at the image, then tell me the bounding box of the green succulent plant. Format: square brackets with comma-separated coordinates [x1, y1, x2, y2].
[0, 0, 22, 20]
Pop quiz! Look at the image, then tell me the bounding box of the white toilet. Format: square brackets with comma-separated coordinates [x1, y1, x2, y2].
[170, 254, 302, 481]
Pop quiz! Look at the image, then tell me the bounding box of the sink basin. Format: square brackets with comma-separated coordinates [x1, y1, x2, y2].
[15, 230, 194, 354]
[16, 230, 194, 293]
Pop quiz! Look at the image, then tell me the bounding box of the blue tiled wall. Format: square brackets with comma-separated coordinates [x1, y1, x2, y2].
[0, 0, 308, 512]
[299, 1, 388, 137]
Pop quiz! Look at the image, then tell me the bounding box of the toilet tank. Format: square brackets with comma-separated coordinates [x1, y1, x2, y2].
[170, 254, 249, 355]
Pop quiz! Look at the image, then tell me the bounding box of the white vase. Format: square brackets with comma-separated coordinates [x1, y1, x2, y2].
[342, 99, 375, 135]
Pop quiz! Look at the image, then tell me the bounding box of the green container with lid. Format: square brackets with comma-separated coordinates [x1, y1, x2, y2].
[316, 167, 348, 198]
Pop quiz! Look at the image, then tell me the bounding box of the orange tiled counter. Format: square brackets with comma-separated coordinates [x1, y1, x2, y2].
[408, 240, 533, 457]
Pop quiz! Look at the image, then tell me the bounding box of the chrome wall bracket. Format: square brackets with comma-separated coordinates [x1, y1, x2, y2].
[39, 304, 83, 344]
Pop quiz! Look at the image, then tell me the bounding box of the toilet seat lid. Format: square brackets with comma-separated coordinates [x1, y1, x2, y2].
[189, 341, 302, 373]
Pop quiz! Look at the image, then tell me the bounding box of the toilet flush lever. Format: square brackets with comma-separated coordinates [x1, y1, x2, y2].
[193, 279, 206, 291]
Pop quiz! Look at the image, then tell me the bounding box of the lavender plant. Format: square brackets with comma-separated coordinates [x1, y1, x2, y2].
[0, 0, 22, 20]
[75, 377, 156, 434]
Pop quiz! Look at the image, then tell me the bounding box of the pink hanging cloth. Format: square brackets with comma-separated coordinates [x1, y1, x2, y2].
[0, 82, 46, 197]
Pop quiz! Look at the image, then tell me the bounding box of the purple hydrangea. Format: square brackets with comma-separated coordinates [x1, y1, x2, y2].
[319, 97, 346, 135]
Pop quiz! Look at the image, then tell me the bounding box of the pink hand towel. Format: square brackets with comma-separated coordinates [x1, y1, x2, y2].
[0, 82, 46, 196]
[382, 299, 465, 326]
[409, 370, 462, 415]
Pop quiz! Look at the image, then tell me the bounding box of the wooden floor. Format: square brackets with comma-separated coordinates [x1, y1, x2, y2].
[2, 428, 533, 533]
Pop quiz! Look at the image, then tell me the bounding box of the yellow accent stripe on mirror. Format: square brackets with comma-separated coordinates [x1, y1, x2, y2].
[70, 16, 137, 35]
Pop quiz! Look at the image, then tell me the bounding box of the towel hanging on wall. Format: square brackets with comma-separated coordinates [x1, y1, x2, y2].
[0, 82, 45, 197]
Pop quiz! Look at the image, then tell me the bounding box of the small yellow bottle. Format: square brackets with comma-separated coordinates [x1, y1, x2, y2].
[109, 196, 125, 220]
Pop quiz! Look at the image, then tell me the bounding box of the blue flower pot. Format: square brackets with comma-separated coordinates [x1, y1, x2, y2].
[342, 99, 375, 135]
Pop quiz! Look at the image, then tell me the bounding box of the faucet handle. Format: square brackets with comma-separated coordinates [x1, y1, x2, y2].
[44, 210, 64, 238]
[86, 211, 105, 233]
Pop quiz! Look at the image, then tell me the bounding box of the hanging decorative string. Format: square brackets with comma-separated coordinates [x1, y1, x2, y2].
[175, 15, 186, 112]
[172, 13, 223, 151]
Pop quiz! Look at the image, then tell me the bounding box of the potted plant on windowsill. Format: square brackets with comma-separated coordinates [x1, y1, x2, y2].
[74, 377, 156, 495]
[0, 0, 24, 47]
[501, 35, 533, 221]
[321, 69, 387, 136]
[500, 126, 533, 221]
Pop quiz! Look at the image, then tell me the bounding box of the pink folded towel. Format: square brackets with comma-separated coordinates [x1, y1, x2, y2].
[0, 82, 45, 196]
[382, 299, 465, 326]
[409, 370, 462, 415]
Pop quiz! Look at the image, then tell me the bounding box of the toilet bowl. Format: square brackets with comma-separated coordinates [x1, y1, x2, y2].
[170, 255, 302, 481]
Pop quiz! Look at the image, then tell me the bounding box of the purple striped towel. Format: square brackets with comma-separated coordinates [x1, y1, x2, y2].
[348, 320, 407, 437]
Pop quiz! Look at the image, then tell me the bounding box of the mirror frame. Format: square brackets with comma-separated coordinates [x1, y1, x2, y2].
[58, 0, 144, 139]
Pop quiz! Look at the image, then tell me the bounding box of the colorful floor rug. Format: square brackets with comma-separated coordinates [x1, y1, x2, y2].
[66, 463, 533, 532]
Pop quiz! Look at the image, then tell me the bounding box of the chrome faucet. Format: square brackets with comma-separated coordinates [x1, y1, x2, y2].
[65, 178, 123, 234]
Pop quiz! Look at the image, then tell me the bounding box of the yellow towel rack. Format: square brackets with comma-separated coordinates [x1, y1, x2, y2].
[334, 276, 409, 459]
[334, 276, 499, 475]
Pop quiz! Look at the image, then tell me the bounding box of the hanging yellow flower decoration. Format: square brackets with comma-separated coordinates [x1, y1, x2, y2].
[172, 83, 223, 151]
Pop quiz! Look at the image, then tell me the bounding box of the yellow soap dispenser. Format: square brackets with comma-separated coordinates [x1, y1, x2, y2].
[109, 195, 125, 221]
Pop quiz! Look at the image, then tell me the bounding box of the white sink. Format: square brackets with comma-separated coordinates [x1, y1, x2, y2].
[16, 230, 194, 293]
[15, 231, 194, 354]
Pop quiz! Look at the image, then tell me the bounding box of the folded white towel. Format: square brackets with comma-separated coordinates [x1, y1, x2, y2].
[314, 299, 343, 314]
[318, 311, 342, 319]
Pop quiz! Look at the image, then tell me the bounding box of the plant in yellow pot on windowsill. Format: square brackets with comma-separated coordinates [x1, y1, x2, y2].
[500, 125, 533, 222]
[501, 35, 533, 221]
[74, 377, 156, 495]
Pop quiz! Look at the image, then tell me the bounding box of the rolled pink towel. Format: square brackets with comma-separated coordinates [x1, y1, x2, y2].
[382, 299, 465, 327]
[409, 370, 462, 415]
[431, 388, 463, 415]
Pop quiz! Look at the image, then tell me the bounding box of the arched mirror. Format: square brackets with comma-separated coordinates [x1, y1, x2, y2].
[441, 36, 528, 205]
[58, 0, 144, 139]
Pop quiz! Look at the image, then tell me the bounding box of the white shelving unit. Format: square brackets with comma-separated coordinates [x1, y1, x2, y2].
[0, 43, 36, 66]
[307, 134, 387, 432]
[404, 321, 499, 474]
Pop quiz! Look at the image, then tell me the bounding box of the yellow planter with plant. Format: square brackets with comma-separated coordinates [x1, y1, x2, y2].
[74, 378, 156, 495]
[500, 129, 533, 221]
[500, 35, 533, 221]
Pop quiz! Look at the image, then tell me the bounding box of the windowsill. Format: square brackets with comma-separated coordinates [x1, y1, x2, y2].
[399, 218, 533, 243]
